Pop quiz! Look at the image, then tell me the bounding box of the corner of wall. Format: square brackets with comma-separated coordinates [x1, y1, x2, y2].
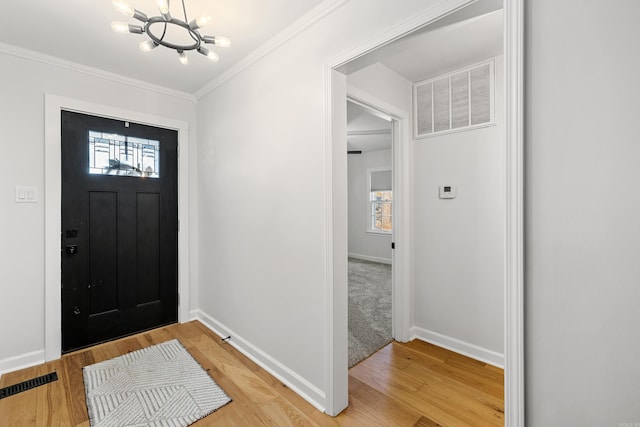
[191, 309, 327, 413]
[0, 350, 46, 379]
[410, 326, 504, 368]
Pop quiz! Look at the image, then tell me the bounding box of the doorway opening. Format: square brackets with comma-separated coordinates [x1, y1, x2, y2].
[325, 0, 523, 422]
[346, 100, 395, 367]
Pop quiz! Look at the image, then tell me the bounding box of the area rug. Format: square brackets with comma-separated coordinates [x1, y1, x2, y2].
[83, 339, 231, 427]
[348, 257, 393, 367]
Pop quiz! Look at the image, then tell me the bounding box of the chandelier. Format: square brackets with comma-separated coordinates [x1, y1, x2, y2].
[111, 0, 230, 65]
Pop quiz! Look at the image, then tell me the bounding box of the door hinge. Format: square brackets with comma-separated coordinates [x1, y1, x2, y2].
[391, 242, 395, 249]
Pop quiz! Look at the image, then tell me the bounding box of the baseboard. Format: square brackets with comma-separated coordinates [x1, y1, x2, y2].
[348, 253, 392, 265]
[190, 309, 326, 412]
[410, 326, 504, 368]
[0, 350, 46, 379]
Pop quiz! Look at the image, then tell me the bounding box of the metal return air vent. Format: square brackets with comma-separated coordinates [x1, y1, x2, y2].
[0, 372, 58, 400]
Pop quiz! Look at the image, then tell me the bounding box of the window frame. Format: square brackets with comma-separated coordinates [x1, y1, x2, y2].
[366, 167, 392, 235]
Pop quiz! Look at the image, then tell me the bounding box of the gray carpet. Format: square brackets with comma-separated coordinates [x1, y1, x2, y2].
[83, 339, 231, 427]
[348, 257, 392, 367]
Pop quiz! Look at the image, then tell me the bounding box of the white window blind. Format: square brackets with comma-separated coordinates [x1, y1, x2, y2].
[414, 59, 494, 138]
[370, 170, 392, 191]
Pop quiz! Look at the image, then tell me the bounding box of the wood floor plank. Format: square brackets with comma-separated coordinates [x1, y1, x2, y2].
[0, 321, 503, 427]
[413, 415, 444, 427]
[349, 365, 474, 427]
[344, 376, 422, 427]
[0, 366, 38, 426]
[34, 360, 71, 427]
[393, 342, 504, 399]
[60, 349, 93, 426]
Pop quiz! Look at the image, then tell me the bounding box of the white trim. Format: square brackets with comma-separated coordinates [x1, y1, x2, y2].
[414, 121, 497, 140]
[0, 42, 194, 103]
[191, 309, 326, 412]
[365, 230, 392, 236]
[324, 68, 349, 416]
[194, 0, 350, 99]
[0, 350, 46, 379]
[410, 326, 504, 368]
[326, 0, 524, 423]
[44, 94, 191, 362]
[348, 253, 392, 265]
[347, 129, 392, 136]
[504, 0, 525, 425]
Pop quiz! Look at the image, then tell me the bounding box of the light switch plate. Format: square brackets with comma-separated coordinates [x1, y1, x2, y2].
[15, 186, 38, 203]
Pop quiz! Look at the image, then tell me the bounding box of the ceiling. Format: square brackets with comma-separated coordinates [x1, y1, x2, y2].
[0, 0, 502, 104]
[0, 0, 324, 94]
[347, 102, 392, 153]
[345, 0, 503, 153]
[379, 9, 503, 83]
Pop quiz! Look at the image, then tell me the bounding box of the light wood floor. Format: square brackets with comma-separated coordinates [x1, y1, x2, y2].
[0, 321, 503, 426]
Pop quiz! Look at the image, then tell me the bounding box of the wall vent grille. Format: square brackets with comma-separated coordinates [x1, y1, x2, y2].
[0, 372, 58, 400]
[414, 59, 495, 138]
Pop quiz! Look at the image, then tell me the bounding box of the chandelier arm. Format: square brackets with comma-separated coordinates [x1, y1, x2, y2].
[181, 0, 189, 23]
[188, 29, 199, 43]
[144, 16, 201, 51]
[160, 22, 167, 41]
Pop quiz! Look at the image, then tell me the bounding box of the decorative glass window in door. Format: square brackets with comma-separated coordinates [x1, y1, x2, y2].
[89, 130, 160, 178]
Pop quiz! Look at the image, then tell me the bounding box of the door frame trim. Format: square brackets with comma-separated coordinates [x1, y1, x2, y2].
[44, 94, 190, 361]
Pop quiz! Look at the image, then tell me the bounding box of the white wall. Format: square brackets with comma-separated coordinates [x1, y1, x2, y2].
[194, 0, 464, 410]
[348, 149, 392, 263]
[413, 55, 505, 363]
[348, 63, 413, 113]
[0, 50, 197, 373]
[526, 1, 640, 425]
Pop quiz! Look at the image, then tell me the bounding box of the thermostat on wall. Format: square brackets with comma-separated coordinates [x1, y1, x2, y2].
[439, 185, 456, 199]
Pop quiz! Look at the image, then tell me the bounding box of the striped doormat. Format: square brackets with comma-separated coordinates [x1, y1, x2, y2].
[83, 339, 231, 427]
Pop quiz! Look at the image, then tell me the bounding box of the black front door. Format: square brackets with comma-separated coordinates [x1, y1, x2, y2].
[61, 111, 178, 353]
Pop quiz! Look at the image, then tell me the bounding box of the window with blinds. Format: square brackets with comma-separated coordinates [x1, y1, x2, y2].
[414, 59, 495, 138]
[368, 169, 392, 233]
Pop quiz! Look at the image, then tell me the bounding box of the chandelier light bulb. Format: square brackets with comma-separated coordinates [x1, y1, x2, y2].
[113, 0, 148, 22]
[198, 46, 219, 61]
[158, 0, 170, 14]
[203, 36, 231, 47]
[139, 40, 159, 52]
[178, 51, 188, 65]
[113, 0, 134, 17]
[214, 36, 231, 47]
[111, 21, 132, 33]
[190, 15, 211, 29]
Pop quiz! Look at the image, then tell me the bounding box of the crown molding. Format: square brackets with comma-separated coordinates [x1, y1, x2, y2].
[347, 129, 392, 136]
[0, 42, 196, 103]
[194, 0, 350, 100]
